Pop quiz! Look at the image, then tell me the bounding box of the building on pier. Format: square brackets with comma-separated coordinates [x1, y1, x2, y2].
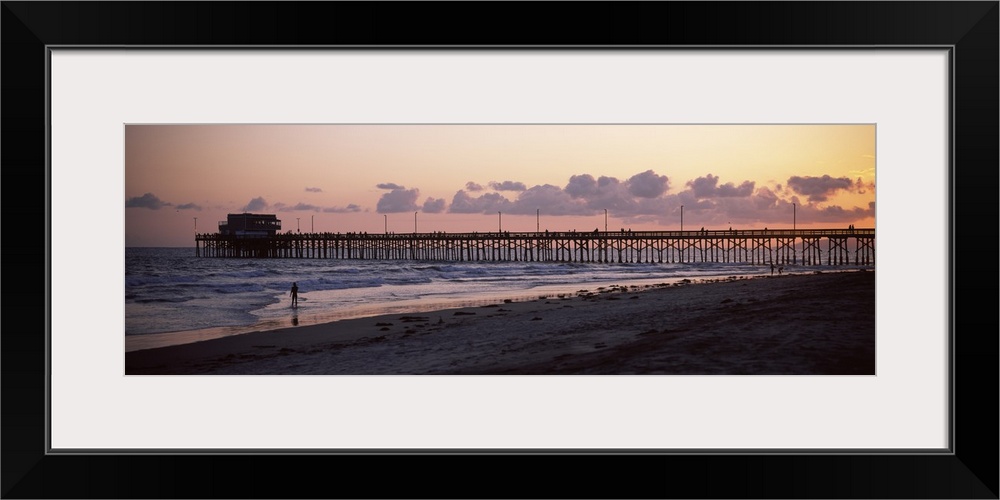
[218, 213, 281, 238]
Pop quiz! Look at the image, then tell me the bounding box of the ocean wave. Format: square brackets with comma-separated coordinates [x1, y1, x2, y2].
[213, 284, 267, 294]
[131, 296, 195, 304]
[124, 247, 868, 336]
[124, 275, 207, 287]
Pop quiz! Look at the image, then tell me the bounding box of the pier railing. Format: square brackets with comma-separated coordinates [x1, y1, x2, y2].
[195, 228, 875, 265]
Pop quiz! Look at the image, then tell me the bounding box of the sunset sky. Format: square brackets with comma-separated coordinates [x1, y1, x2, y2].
[125, 124, 875, 247]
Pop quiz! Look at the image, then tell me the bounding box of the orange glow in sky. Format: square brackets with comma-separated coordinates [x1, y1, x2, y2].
[125, 124, 875, 246]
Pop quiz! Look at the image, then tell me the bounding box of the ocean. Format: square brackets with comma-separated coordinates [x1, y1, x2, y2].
[124, 247, 871, 351]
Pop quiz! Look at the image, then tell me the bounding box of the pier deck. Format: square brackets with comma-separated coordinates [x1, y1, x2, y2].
[195, 229, 875, 265]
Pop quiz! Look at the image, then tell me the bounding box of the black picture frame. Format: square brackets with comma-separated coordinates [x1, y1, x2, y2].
[3, 2, 997, 498]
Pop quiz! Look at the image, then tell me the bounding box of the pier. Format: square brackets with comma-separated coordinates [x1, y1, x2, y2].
[195, 228, 875, 265]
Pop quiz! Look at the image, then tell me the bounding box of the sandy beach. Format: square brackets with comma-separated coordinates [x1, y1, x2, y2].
[125, 270, 875, 375]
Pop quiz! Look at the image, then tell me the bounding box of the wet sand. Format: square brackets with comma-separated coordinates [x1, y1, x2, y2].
[125, 270, 876, 375]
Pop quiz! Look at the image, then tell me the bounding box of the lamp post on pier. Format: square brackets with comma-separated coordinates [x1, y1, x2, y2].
[193, 217, 197, 234]
[311, 215, 314, 233]
[680, 205, 683, 232]
[414, 212, 418, 233]
[384, 214, 387, 234]
[604, 209, 608, 232]
[536, 209, 539, 232]
[296, 218, 300, 233]
[792, 203, 797, 264]
[498, 211, 502, 232]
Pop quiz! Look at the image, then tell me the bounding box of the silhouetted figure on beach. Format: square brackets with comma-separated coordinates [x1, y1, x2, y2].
[770, 263, 775, 275]
[290, 282, 299, 307]
[777, 266, 784, 275]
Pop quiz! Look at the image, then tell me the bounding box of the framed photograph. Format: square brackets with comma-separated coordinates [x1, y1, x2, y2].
[121, 122, 878, 377]
[5, 2, 997, 498]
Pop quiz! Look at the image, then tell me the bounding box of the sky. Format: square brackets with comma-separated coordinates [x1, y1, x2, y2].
[125, 124, 875, 247]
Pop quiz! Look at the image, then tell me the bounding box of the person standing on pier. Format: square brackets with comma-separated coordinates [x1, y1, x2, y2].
[290, 282, 299, 308]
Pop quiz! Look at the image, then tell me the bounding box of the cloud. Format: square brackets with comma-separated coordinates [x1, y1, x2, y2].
[448, 190, 513, 214]
[687, 175, 720, 198]
[454, 171, 673, 218]
[718, 181, 755, 197]
[125, 192, 171, 210]
[377, 188, 420, 213]
[687, 174, 755, 198]
[675, 190, 715, 208]
[174, 202, 202, 211]
[786, 175, 854, 202]
[243, 196, 269, 212]
[855, 177, 874, 195]
[669, 185, 875, 228]
[422, 197, 447, 213]
[752, 186, 780, 209]
[585, 176, 638, 213]
[377, 183, 405, 190]
[434, 169, 872, 228]
[323, 204, 362, 213]
[800, 203, 876, 223]
[448, 191, 480, 213]
[669, 186, 797, 227]
[489, 180, 527, 192]
[277, 201, 362, 213]
[465, 182, 484, 192]
[565, 174, 634, 208]
[565, 174, 598, 198]
[564, 174, 627, 201]
[305, 187, 323, 193]
[626, 170, 669, 198]
[447, 168, 874, 227]
[450, 171, 674, 219]
[509, 184, 592, 216]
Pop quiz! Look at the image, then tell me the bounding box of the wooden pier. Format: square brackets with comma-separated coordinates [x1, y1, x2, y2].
[195, 228, 875, 265]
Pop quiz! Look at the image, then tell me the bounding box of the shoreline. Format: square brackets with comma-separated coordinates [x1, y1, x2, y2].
[125, 269, 876, 375]
[125, 269, 787, 352]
